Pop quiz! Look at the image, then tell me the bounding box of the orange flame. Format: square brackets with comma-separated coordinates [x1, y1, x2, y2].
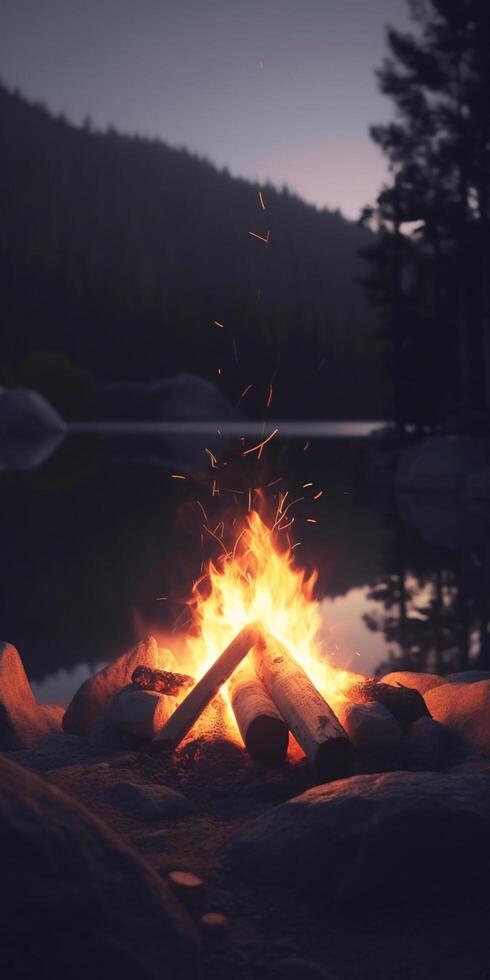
[186, 511, 353, 718]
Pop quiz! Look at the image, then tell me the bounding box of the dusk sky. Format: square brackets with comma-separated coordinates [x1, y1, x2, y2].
[0, 0, 409, 219]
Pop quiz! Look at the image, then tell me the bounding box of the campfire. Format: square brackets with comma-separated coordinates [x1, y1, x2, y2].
[148, 509, 357, 778]
[57, 506, 432, 777]
[113, 509, 426, 780]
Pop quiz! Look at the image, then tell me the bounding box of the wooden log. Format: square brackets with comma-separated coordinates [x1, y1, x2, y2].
[131, 664, 194, 696]
[252, 633, 355, 781]
[154, 623, 262, 750]
[228, 660, 289, 765]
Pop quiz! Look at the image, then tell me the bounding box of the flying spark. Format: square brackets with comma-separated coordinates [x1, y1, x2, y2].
[203, 524, 228, 555]
[196, 500, 208, 522]
[258, 190, 266, 210]
[239, 384, 253, 402]
[171, 474, 186, 480]
[243, 427, 279, 459]
[213, 320, 224, 329]
[248, 230, 270, 244]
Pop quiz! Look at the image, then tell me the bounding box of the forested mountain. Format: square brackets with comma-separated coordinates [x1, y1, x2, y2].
[0, 84, 386, 419]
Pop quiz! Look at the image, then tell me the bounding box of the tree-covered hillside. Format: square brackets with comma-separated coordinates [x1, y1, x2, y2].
[0, 85, 386, 419]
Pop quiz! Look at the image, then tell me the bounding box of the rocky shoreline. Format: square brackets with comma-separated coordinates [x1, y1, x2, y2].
[1, 638, 490, 979]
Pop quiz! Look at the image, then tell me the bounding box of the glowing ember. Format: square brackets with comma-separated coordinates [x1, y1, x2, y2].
[186, 510, 353, 721]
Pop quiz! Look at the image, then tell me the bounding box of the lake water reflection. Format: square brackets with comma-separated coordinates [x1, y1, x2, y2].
[1, 421, 489, 705]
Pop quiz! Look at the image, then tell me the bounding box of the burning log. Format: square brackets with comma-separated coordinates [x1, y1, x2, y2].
[252, 633, 354, 781]
[154, 623, 261, 750]
[228, 661, 289, 765]
[131, 665, 194, 696]
[349, 679, 429, 725]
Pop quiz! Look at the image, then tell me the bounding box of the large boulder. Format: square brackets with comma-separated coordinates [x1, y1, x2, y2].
[0, 387, 65, 471]
[396, 490, 490, 550]
[148, 373, 236, 422]
[231, 770, 490, 904]
[395, 436, 489, 494]
[424, 680, 490, 759]
[0, 642, 63, 749]
[100, 373, 236, 423]
[63, 637, 163, 735]
[0, 387, 64, 432]
[402, 717, 448, 771]
[336, 700, 401, 756]
[0, 756, 198, 979]
[380, 671, 444, 696]
[444, 671, 490, 685]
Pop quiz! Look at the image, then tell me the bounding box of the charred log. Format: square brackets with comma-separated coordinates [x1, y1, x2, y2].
[131, 665, 194, 696]
[350, 679, 430, 725]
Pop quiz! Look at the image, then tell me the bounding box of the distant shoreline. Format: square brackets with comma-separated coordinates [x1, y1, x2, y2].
[69, 420, 392, 439]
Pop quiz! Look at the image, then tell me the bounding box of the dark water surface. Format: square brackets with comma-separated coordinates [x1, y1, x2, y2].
[1, 421, 489, 705]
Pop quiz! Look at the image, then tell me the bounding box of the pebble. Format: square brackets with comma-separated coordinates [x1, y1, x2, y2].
[168, 870, 205, 907]
[200, 912, 229, 937]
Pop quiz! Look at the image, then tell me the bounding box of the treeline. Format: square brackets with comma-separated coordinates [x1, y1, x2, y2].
[362, 0, 490, 432]
[0, 85, 385, 420]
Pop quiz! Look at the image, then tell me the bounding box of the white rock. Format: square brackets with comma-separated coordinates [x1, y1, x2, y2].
[63, 636, 167, 735]
[336, 699, 401, 755]
[109, 687, 174, 739]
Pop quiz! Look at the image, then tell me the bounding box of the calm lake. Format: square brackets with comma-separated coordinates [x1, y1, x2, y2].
[1, 420, 489, 704]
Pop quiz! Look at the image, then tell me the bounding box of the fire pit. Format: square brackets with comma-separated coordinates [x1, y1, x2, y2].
[57, 509, 437, 779]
